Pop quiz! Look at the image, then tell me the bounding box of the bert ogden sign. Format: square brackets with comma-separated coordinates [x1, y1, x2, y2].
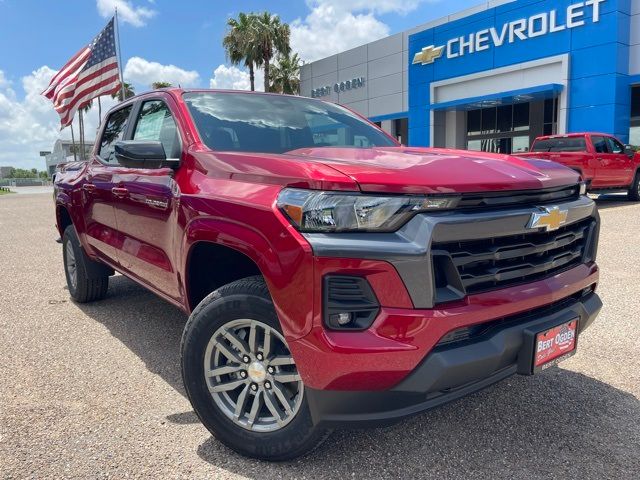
[311, 77, 365, 98]
[413, 0, 605, 65]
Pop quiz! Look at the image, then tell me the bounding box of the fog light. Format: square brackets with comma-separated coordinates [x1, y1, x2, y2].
[330, 312, 352, 326]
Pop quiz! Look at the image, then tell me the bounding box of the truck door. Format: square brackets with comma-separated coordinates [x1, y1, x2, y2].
[605, 136, 634, 186]
[82, 104, 133, 264]
[111, 98, 182, 302]
[592, 135, 632, 187]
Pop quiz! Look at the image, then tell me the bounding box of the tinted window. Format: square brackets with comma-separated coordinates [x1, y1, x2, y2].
[532, 137, 587, 152]
[496, 105, 511, 133]
[133, 100, 180, 157]
[183, 92, 396, 154]
[591, 136, 607, 154]
[513, 103, 529, 131]
[605, 136, 624, 154]
[632, 86, 640, 119]
[99, 106, 133, 163]
[481, 107, 496, 134]
[467, 109, 481, 136]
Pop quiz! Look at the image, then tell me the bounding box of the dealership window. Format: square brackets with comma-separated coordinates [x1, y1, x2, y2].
[630, 86, 640, 146]
[466, 102, 532, 154]
[394, 118, 409, 145]
[543, 98, 559, 136]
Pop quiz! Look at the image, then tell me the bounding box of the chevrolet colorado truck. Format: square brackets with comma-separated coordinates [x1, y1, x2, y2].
[54, 89, 602, 461]
[518, 133, 640, 200]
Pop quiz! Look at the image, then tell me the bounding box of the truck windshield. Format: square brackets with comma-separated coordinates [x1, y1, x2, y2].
[183, 92, 397, 154]
[531, 137, 587, 152]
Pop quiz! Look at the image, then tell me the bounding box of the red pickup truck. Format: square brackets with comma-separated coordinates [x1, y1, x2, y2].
[54, 89, 601, 460]
[519, 133, 640, 200]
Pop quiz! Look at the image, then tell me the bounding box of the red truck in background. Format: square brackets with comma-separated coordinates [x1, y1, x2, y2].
[518, 133, 640, 200]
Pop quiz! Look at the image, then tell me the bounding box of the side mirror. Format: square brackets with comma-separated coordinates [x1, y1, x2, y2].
[114, 141, 180, 169]
[624, 145, 636, 159]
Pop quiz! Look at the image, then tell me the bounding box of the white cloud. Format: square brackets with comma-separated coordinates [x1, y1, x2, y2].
[312, 0, 425, 15]
[209, 65, 264, 92]
[0, 71, 9, 89]
[96, 0, 156, 27]
[291, 0, 431, 62]
[291, 3, 389, 62]
[123, 56, 200, 89]
[0, 67, 117, 170]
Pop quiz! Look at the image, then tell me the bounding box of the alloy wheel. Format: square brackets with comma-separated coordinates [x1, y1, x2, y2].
[203, 319, 304, 432]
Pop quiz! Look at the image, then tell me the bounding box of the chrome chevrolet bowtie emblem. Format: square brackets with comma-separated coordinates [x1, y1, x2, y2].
[527, 206, 569, 232]
[412, 45, 444, 65]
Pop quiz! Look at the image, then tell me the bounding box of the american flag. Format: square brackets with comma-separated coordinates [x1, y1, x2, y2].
[42, 18, 122, 128]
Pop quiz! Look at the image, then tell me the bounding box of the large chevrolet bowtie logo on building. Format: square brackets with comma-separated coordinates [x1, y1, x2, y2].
[412, 45, 444, 65]
[527, 206, 569, 232]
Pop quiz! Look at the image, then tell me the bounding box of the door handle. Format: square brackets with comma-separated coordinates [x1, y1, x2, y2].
[111, 187, 129, 198]
[82, 183, 96, 193]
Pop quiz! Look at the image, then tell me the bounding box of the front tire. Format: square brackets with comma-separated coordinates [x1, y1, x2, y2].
[628, 173, 640, 201]
[62, 225, 109, 303]
[181, 276, 328, 461]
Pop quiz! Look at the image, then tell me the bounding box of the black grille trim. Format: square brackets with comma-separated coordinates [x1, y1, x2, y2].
[432, 218, 595, 300]
[456, 185, 580, 210]
[434, 289, 594, 348]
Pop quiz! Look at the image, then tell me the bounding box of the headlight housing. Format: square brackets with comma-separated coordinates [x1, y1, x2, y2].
[277, 188, 459, 232]
[579, 181, 588, 195]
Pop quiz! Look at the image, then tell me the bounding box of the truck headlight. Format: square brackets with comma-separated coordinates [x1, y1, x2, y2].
[277, 188, 459, 232]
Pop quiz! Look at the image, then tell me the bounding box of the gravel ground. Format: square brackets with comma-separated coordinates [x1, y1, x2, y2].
[1, 193, 639, 479]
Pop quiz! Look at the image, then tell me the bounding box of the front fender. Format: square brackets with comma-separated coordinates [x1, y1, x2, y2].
[181, 214, 315, 341]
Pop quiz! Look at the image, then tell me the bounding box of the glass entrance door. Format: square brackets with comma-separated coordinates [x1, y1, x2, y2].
[465, 98, 558, 154]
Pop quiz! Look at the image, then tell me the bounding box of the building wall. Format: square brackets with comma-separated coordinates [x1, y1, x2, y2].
[300, 33, 409, 119]
[301, 0, 638, 146]
[408, 0, 635, 146]
[0, 166, 13, 179]
[632, 0, 640, 76]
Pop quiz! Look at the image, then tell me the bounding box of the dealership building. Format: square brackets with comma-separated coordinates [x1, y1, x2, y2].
[300, 0, 640, 153]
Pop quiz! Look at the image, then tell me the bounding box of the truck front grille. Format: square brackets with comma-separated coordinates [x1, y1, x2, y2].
[456, 184, 580, 209]
[432, 218, 595, 298]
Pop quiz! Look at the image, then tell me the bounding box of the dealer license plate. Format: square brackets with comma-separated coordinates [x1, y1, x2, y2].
[534, 319, 578, 371]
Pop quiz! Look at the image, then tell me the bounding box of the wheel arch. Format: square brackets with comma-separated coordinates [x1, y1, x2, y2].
[184, 240, 264, 312]
[182, 217, 283, 311]
[181, 216, 314, 340]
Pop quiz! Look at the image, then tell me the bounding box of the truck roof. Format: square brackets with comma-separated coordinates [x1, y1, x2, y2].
[534, 132, 613, 141]
[121, 87, 303, 102]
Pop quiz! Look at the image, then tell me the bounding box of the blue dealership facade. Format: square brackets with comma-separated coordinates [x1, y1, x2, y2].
[300, 0, 640, 153]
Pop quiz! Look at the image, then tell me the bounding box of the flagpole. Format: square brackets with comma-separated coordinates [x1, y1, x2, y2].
[114, 8, 126, 101]
[70, 123, 77, 162]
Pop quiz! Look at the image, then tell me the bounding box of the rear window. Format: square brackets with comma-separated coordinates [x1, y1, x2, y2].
[531, 137, 587, 152]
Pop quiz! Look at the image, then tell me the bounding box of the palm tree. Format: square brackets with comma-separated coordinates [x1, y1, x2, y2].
[112, 82, 135, 101]
[151, 81, 173, 89]
[223, 13, 262, 91]
[269, 53, 301, 94]
[254, 12, 291, 93]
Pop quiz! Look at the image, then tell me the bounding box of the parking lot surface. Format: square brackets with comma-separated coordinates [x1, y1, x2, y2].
[1, 193, 639, 479]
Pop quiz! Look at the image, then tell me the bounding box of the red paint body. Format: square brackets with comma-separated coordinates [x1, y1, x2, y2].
[518, 132, 640, 189]
[55, 89, 598, 392]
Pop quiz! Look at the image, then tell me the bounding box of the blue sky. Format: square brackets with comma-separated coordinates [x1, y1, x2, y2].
[0, 0, 478, 169]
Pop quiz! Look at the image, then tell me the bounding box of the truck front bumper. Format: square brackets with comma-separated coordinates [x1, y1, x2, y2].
[304, 291, 601, 428]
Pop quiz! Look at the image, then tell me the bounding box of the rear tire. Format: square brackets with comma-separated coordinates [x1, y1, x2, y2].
[62, 225, 109, 303]
[181, 276, 329, 461]
[628, 173, 640, 201]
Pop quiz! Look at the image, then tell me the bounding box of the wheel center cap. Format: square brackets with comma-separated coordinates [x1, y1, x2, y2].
[247, 361, 267, 383]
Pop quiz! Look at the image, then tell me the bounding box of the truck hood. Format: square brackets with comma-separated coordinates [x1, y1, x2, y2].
[287, 147, 580, 194]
